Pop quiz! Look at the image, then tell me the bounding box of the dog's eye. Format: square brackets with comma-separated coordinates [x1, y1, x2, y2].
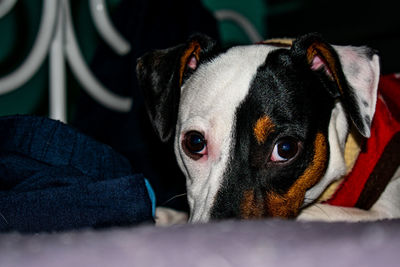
[182, 131, 207, 160]
[270, 137, 300, 162]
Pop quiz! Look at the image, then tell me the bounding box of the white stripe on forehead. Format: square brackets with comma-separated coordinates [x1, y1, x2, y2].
[175, 44, 279, 222]
[179, 45, 278, 120]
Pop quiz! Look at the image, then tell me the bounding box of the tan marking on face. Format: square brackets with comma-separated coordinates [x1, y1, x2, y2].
[266, 132, 328, 218]
[179, 41, 201, 86]
[307, 42, 344, 95]
[240, 190, 264, 219]
[254, 116, 275, 145]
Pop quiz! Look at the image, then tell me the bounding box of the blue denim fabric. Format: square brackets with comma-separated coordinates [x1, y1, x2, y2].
[0, 115, 154, 233]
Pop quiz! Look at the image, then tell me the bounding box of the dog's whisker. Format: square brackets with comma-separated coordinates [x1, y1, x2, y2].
[338, 206, 358, 219]
[303, 197, 318, 205]
[315, 204, 331, 219]
[0, 212, 9, 225]
[162, 193, 187, 206]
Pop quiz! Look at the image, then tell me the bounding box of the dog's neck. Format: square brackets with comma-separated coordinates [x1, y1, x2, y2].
[317, 127, 362, 202]
[301, 101, 349, 204]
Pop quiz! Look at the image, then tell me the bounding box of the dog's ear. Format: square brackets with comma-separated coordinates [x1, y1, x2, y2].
[292, 33, 380, 138]
[136, 34, 218, 143]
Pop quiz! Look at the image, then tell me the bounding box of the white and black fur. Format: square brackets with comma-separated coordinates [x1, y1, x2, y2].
[137, 33, 400, 223]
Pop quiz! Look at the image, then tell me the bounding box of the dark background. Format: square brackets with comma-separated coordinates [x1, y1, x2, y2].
[266, 0, 400, 74]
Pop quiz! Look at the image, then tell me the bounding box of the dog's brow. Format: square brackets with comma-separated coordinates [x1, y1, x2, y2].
[253, 116, 275, 144]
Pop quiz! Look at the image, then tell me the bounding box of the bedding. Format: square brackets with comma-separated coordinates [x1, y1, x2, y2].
[0, 219, 399, 267]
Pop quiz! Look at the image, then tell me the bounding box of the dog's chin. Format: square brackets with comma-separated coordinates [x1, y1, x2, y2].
[188, 210, 210, 223]
[304, 101, 349, 204]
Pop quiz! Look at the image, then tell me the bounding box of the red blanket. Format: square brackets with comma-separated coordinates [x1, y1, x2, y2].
[327, 74, 400, 209]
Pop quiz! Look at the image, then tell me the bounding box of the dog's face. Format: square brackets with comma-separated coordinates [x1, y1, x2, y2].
[137, 33, 380, 222]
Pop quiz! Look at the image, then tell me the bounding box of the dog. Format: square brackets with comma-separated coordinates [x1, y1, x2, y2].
[136, 33, 400, 223]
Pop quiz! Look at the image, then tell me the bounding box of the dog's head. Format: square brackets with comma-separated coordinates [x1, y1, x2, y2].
[137, 33, 380, 222]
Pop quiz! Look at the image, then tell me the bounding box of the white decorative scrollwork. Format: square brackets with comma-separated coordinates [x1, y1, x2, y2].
[0, 0, 132, 122]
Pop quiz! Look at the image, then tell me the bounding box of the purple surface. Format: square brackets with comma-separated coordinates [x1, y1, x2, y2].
[1, 219, 400, 267]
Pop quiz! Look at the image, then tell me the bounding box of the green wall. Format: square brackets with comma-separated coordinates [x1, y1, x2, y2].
[0, 1, 46, 116]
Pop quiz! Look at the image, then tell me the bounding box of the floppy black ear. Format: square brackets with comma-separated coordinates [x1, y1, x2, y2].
[292, 33, 380, 138]
[136, 34, 218, 143]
